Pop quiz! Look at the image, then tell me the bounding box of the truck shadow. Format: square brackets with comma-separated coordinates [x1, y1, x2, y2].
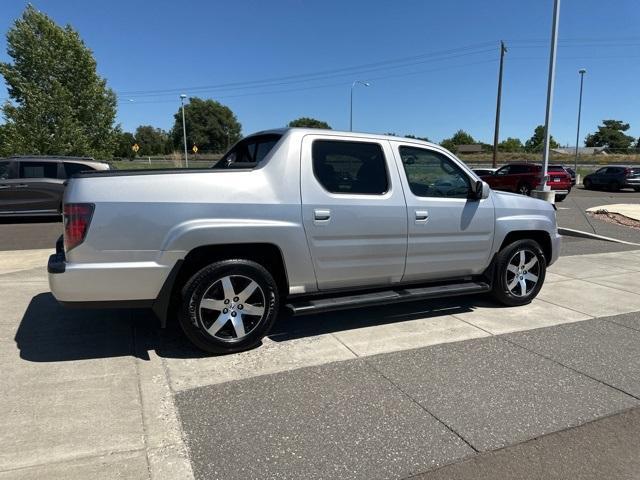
[15, 292, 487, 362]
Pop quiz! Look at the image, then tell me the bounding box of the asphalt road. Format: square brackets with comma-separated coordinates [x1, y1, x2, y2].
[0, 186, 638, 252]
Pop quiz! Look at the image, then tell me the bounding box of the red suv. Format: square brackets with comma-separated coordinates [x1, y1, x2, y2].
[478, 163, 571, 201]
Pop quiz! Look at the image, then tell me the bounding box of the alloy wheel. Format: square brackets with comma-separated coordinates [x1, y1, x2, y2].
[198, 275, 266, 341]
[505, 249, 540, 297]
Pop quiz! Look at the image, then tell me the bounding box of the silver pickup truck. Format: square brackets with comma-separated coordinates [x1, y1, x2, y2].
[49, 128, 560, 353]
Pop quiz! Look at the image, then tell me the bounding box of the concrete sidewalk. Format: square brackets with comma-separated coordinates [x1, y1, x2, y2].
[1, 248, 640, 479]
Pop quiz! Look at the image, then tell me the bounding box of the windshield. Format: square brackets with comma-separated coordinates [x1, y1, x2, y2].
[212, 134, 282, 169]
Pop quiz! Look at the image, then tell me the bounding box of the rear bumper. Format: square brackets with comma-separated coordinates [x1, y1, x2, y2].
[48, 236, 172, 304]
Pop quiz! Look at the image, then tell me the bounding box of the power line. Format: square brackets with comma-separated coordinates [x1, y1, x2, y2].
[116, 41, 498, 97]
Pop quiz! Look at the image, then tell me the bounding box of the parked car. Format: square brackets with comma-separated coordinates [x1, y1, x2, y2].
[0, 156, 110, 216]
[472, 167, 497, 176]
[49, 129, 560, 354]
[583, 166, 640, 192]
[478, 162, 572, 201]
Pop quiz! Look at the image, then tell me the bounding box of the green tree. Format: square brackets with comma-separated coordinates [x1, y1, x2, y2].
[524, 125, 559, 152]
[171, 97, 241, 153]
[404, 134, 431, 142]
[498, 137, 523, 152]
[288, 117, 331, 129]
[440, 130, 475, 152]
[113, 129, 136, 160]
[585, 120, 635, 151]
[135, 125, 169, 155]
[0, 5, 117, 158]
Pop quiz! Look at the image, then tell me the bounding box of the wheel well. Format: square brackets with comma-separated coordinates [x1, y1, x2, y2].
[175, 243, 289, 297]
[499, 230, 552, 263]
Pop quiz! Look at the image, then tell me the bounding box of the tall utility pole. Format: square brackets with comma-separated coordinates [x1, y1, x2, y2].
[180, 94, 189, 168]
[539, 0, 561, 193]
[574, 69, 587, 173]
[492, 41, 507, 168]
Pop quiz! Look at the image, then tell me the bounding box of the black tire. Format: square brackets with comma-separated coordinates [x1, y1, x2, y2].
[516, 182, 532, 196]
[634, 187, 640, 192]
[555, 194, 566, 202]
[179, 259, 279, 354]
[583, 178, 592, 190]
[491, 239, 546, 307]
[609, 181, 621, 192]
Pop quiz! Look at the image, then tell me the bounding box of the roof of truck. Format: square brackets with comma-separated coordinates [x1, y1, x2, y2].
[251, 128, 440, 149]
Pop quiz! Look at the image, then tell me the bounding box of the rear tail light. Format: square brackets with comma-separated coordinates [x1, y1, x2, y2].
[63, 203, 94, 251]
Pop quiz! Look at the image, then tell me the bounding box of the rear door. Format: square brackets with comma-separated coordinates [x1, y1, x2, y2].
[300, 135, 408, 290]
[393, 143, 495, 282]
[14, 160, 64, 214]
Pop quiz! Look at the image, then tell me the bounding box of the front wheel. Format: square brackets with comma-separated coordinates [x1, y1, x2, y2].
[555, 194, 567, 202]
[583, 179, 592, 190]
[517, 182, 532, 196]
[491, 239, 546, 307]
[179, 259, 279, 354]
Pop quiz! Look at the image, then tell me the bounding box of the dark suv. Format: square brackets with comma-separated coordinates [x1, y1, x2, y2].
[583, 166, 640, 192]
[0, 156, 110, 217]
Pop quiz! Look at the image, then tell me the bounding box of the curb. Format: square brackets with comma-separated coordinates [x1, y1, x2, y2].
[558, 227, 640, 246]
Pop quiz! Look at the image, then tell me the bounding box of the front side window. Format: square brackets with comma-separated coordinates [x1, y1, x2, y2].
[213, 134, 282, 169]
[0, 161, 9, 180]
[399, 146, 470, 198]
[19, 161, 58, 179]
[312, 140, 388, 195]
[496, 165, 511, 176]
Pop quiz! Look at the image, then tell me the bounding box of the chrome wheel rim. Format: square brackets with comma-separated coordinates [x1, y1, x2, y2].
[505, 249, 540, 297]
[518, 185, 529, 195]
[198, 275, 266, 342]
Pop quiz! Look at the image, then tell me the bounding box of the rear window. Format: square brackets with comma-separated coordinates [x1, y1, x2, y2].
[213, 134, 282, 169]
[64, 162, 95, 177]
[548, 166, 565, 172]
[19, 161, 58, 179]
[312, 140, 389, 195]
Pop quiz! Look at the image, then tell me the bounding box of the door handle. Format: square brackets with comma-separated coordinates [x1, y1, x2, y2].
[314, 209, 331, 221]
[415, 210, 429, 223]
[0, 185, 10, 190]
[14, 184, 28, 188]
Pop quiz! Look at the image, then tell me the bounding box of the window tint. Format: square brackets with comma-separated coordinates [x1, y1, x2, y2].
[213, 134, 282, 169]
[0, 161, 9, 180]
[19, 161, 58, 179]
[399, 146, 470, 198]
[496, 166, 511, 175]
[595, 167, 607, 175]
[509, 165, 531, 174]
[64, 162, 95, 177]
[312, 140, 388, 195]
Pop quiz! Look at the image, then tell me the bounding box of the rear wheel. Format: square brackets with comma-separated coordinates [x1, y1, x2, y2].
[517, 182, 532, 196]
[491, 239, 546, 307]
[609, 181, 621, 192]
[179, 259, 279, 354]
[634, 187, 640, 192]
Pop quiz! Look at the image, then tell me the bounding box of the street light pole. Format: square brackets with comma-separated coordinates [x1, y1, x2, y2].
[180, 94, 189, 168]
[492, 41, 507, 169]
[574, 69, 586, 173]
[350, 80, 370, 131]
[539, 0, 561, 194]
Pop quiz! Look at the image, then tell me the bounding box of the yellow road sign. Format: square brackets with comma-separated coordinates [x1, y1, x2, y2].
[132, 143, 139, 153]
[192, 145, 198, 154]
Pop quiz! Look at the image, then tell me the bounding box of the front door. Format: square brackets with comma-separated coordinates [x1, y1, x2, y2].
[300, 135, 408, 290]
[392, 143, 495, 282]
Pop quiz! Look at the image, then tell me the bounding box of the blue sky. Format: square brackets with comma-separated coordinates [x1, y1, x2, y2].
[1, 0, 639, 146]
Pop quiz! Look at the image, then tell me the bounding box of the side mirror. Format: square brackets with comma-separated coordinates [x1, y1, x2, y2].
[468, 180, 483, 200]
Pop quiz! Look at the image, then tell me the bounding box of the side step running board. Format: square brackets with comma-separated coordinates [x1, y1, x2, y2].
[286, 281, 490, 316]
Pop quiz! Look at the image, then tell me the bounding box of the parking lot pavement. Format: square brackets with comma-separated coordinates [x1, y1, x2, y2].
[557, 186, 640, 244]
[2, 248, 640, 479]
